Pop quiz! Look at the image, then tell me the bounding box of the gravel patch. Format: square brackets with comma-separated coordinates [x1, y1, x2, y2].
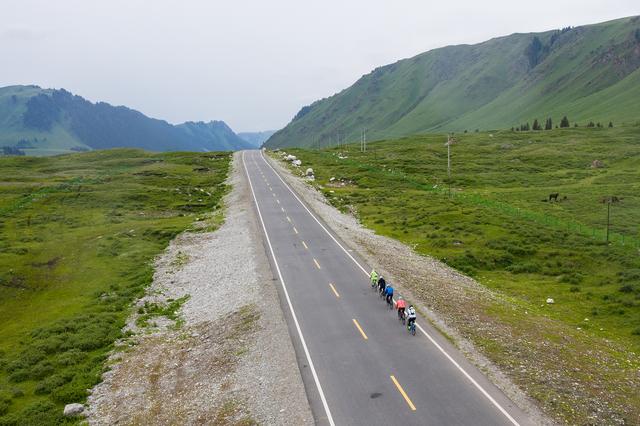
[86, 152, 312, 425]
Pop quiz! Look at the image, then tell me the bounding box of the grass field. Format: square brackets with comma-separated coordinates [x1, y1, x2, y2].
[0, 149, 230, 424]
[283, 125, 640, 348]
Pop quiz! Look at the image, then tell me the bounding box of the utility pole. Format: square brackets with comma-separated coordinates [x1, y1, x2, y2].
[445, 134, 458, 198]
[364, 128, 367, 152]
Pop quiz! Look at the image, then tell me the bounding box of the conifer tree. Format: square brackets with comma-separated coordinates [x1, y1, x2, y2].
[560, 116, 570, 128]
[532, 119, 541, 130]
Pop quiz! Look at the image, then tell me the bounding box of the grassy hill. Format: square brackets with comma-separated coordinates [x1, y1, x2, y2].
[0, 85, 252, 155]
[276, 124, 640, 423]
[266, 16, 640, 148]
[0, 149, 229, 424]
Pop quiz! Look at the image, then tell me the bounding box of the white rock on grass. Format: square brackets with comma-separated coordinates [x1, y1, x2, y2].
[546, 298, 554, 304]
[64, 403, 85, 417]
[305, 168, 314, 176]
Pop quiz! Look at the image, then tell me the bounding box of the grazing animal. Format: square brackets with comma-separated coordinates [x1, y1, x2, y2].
[549, 193, 559, 202]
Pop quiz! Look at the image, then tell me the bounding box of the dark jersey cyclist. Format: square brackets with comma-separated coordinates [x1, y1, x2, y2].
[377, 276, 386, 296]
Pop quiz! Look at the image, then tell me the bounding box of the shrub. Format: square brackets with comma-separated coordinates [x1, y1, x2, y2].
[34, 372, 73, 395]
[619, 284, 635, 293]
[50, 381, 87, 404]
[506, 262, 541, 274]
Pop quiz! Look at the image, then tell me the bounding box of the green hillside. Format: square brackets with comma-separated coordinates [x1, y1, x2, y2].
[0, 85, 252, 155]
[0, 149, 229, 423]
[266, 16, 640, 148]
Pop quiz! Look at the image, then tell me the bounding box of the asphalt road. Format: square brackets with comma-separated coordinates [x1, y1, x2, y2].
[242, 150, 533, 426]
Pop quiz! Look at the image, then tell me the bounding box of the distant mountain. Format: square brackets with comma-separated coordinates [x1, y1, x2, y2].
[237, 130, 276, 147]
[0, 85, 251, 155]
[266, 16, 640, 148]
[178, 121, 253, 151]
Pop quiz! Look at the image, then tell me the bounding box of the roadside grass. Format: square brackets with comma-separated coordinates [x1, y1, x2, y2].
[0, 149, 230, 424]
[277, 125, 640, 423]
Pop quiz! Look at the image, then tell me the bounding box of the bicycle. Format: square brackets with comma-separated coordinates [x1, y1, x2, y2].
[386, 295, 394, 309]
[407, 320, 416, 336]
[398, 309, 405, 325]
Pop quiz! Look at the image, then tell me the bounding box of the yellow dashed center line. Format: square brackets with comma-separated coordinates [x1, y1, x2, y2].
[286, 216, 291, 223]
[302, 241, 308, 249]
[313, 258, 321, 269]
[293, 227, 298, 234]
[390, 375, 416, 411]
[281, 207, 285, 213]
[329, 283, 340, 298]
[276, 199, 280, 204]
[352, 319, 368, 340]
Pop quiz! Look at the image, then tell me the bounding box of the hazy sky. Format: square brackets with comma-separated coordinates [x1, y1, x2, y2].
[2, 1, 638, 132]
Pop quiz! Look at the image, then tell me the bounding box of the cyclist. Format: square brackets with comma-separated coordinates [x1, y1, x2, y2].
[396, 296, 406, 321]
[377, 276, 386, 297]
[385, 284, 394, 307]
[370, 269, 378, 288]
[406, 305, 417, 331]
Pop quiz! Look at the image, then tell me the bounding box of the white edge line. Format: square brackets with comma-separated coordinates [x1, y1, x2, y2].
[243, 152, 336, 426]
[259, 151, 520, 426]
[260, 151, 367, 275]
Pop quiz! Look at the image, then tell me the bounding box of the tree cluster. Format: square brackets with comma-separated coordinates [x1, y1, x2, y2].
[2, 146, 26, 156]
[514, 116, 613, 131]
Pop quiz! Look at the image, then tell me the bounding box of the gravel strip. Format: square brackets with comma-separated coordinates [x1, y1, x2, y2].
[86, 152, 313, 425]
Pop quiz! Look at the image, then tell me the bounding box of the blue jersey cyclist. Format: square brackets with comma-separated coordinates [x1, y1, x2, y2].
[384, 284, 394, 306]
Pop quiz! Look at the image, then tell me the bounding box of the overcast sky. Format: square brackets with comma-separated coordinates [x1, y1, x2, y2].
[2, 1, 638, 132]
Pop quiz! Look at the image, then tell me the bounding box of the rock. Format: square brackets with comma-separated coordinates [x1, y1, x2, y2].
[305, 168, 314, 176]
[591, 159, 605, 168]
[285, 155, 297, 162]
[329, 177, 336, 182]
[63, 403, 85, 417]
[546, 298, 554, 304]
[292, 159, 302, 166]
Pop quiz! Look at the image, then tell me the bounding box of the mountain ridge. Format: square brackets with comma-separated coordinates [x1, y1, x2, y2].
[265, 15, 640, 148]
[0, 85, 252, 155]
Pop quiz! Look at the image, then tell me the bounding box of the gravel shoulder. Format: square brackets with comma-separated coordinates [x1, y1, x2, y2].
[86, 152, 313, 425]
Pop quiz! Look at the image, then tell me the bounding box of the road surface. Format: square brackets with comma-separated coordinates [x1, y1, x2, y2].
[242, 150, 532, 426]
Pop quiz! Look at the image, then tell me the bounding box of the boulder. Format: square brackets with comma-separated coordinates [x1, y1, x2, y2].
[329, 177, 336, 182]
[63, 403, 85, 417]
[305, 168, 314, 176]
[591, 159, 605, 168]
[285, 155, 297, 162]
[546, 298, 554, 304]
[292, 159, 302, 166]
